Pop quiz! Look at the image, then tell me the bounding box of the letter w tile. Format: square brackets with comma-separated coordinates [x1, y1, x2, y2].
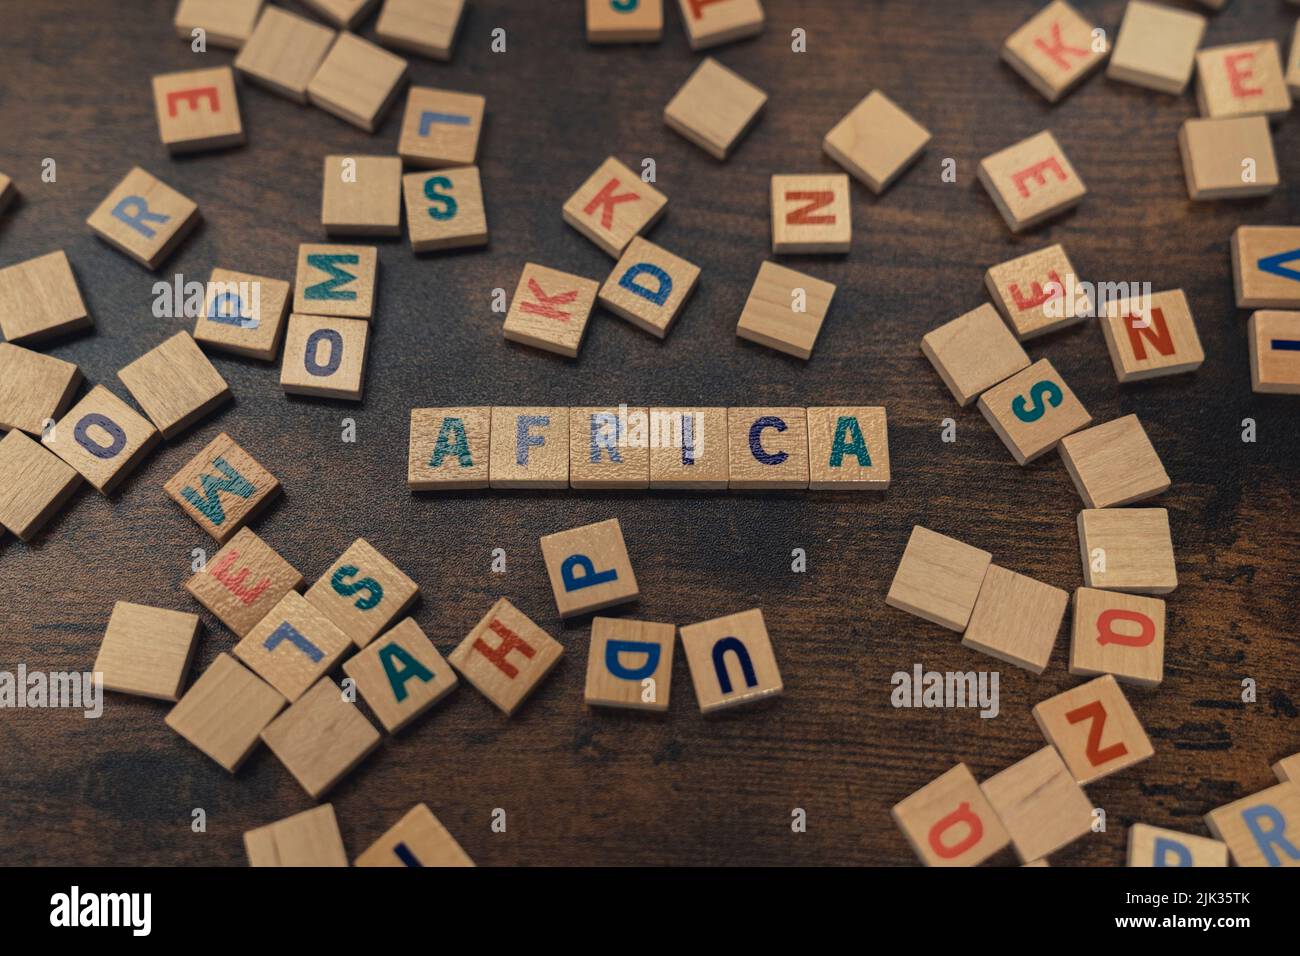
[182, 457, 255, 526]
[306, 254, 360, 300]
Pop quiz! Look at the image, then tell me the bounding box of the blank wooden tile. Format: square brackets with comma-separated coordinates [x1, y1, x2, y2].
[727, 407, 809, 489]
[164, 432, 280, 543]
[1077, 507, 1177, 594]
[978, 131, 1085, 233]
[174, 0, 265, 49]
[921, 304, 1030, 405]
[599, 238, 699, 339]
[1179, 116, 1278, 200]
[305, 537, 419, 648]
[397, 86, 485, 168]
[245, 804, 347, 867]
[308, 31, 408, 131]
[1059, 415, 1169, 508]
[1248, 310, 1300, 394]
[1274, 753, 1300, 784]
[587, 0, 663, 43]
[823, 90, 930, 194]
[0, 430, 82, 541]
[806, 406, 889, 490]
[376, 0, 465, 59]
[502, 263, 599, 358]
[294, 243, 376, 319]
[355, 804, 474, 867]
[1127, 823, 1228, 867]
[301, 0, 380, 28]
[342, 618, 457, 732]
[540, 518, 639, 617]
[980, 746, 1094, 863]
[891, 764, 1011, 867]
[985, 244, 1089, 340]
[564, 156, 668, 258]
[1070, 587, 1166, 687]
[1002, 0, 1108, 103]
[448, 598, 563, 715]
[42, 385, 157, 495]
[0, 172, 15, 218]
[233, 591, 353, 702]
[1205, 783, 1300, 867]
[165, 652, 286, 772]
[0, 343, 80, 436]
[0, 250, 91, 344]
[152, 66, 244, 153]
[408, 406, 490, 489]
[735, 261, 835, 360]
[234, 4, 335, 102]
[584, 617, 674, 712]
[962, 564, 1068, 674]
[1101, 289, 1204, 381]
[647, 406, 728, 489]
[886, 526, 992, 632]
[488, 407, 569, 488]
[402, 166, 487, 252]
[1232, 226, 1300, 308]
[569, 408, 650, 489]
[194, 268, 292, 361]
[770, 174, 851, 254]
[86, 167, 200, 270]
[680, 608, 782, 713]
[260, 677, 382, 799]
[977, 358, 1091, 464]
[1196, 41, 1292, 119]
[322, 156, 402, 236]
[1107, 1, 1205, 94]
[94, 601, 200, 701]
[185, 527, 304, 637]
[664, 58, 766, 160]
[118, 332, 229, 439]
[279, 314, 369, 400]
[676, 0, 763, 50]
[1033, 674, 1154, 783]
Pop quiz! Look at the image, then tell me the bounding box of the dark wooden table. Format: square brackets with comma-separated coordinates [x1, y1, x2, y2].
[1, 0, 1297, 866]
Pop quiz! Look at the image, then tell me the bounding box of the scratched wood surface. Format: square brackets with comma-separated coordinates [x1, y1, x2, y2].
[0, 0, 1296, 866]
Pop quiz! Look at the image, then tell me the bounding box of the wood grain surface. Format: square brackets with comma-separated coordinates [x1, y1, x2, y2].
[0, 0, 1297, 866]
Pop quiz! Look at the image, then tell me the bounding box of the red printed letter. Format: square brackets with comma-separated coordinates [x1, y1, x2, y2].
[472, 618, 537, 679]
[1224, 52, 1262, 99]
[582, 178, 639, 230]
[1009, 269, 1063, 311]
[1066, 700, 1128, 767]
[519, 278, 579, 321]
[1034, 23, 1088, 71]
[1096, 609, 1156, 648]
[211, 550, 271, 607]
[1124, 307, 1174, 361]
[927, 802, 984, 859]
[1011, 157, 1067, 198]
[784, 191, 836, 226]
[686, 0, 727, 19]
[167, 86, 220, 117]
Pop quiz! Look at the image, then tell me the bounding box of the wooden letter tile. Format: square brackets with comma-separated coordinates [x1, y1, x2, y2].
[540, 518, 639, 616]
[1100, 289, 1204, 381]
[680, 608, 782, 713]
[305, 537, 420, 648]
[300, 0, 380, 29]
[1290, 19, 1300, 96]
[979, 746, 1094, 863]
[563, 156, 668, 257]
[886, 526, 992, 632]
[985, 243, 1089, 340]
[1127, 823, 1228, 867]
[307, 31, 408, 132]
[1002, 0, 1108, 103]
[1070, 587, 1165, 687]
[234, 5, 336, 103]
[1077, 507, 1177, 594]
[164, 432, 281, 543]
[488, 407, 569, 488]
[87, 167, 200, 270]
[233, 591, 354, 702]
[260, 677, 382, 799]
[0, 250, 91, 344]
[185, 527, 304, 637]
[676, 0, 763, 50]
[663, 58, 766, 160]
[978, 131, 1086, 233]
[587, 0, 663, 43]
[1059, 414, 1170, 508]
[1205, 783, 1300, 867]
[165, 652, 286, 772]
[402, 166, 487, 252]
[375, 0, 466, 60]
[1248, 310, 1300, 394]
[1106, 1, 1205, 94]
[727, 407, 809, 489]
[397, 86, 485, 168]
[890, 764, 1010, 867]
[647, 406, 728, 489]
[584, 617, 674, 712]
[194, 268, 292, 361]
[354, 804, 474, 867]
[1196, 41, 1292, 119]
[736, 261, 835, 359]
[43, 385, 157, 495]
[1179, 116, 1278, 200]
[823, 90, 930, 194]
[342, 618, 457, 732]
[244, 804, 347, 867]
[0, 343, 81, 436]
[448, 598, 563, 715]
[152, 66, 244, 153]
[502, 263, 599, 358]
[93, 601, 200, 701]
[806, 406, 889, 490]
[0, 430, 82, 541]
[174, 0, 264, 49]
[770, 174, 851, 254]
[962, 564, 1068, 674]
[569, 408, 650, 489]
[1033, 674, 1154, 783]
[280, 314, 369, 400]
[294, 243, 377, 319]
[921, 303, 1030, 405]
[599, 238, 699, 339]
[1273, 753, 1300, 785]
[118, 331, 230, 439]
[322, 155, 402, 236]
[1232, 226, 1300, 308]
[408, 406, 490, 489]
[977, 358, 1091, 464]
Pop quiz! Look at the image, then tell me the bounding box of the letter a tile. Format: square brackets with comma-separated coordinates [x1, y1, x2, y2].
[891, 764, 1010, 867]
